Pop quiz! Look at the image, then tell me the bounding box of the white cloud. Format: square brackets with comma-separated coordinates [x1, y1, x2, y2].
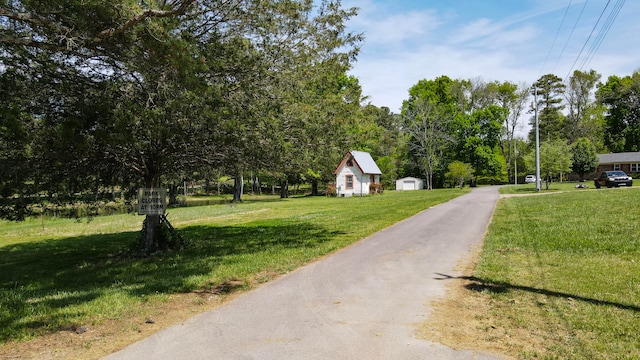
[365, 11, 440, 47]
[448, 18, 503, 45]
[450, 22, 538, 52]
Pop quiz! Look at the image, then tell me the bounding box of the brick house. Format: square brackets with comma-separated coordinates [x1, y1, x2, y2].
[595, 152, 640, 175]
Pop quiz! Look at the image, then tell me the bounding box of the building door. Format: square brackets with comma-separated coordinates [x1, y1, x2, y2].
[403, 180, 415, 190]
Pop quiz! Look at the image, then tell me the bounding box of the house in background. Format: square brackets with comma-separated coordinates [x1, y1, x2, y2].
[395, 177, 424, 191]
[595, 152, 640, 174]
[334, 150, 382, 197]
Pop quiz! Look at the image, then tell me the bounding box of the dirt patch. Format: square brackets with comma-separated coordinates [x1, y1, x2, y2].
[499, 191, 566, 198]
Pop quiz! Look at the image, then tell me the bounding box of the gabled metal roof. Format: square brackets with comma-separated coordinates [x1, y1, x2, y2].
[351, 150, 382, 174]
[598, 152, 640, 164]
[334, 150, 382, 175]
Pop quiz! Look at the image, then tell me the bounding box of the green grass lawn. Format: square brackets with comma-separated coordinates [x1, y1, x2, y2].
[4, 185, 639, 359]
[0, 189, 468, 344]
[473, 186, 640, 359]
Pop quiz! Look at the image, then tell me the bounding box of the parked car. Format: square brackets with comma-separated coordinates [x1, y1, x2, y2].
[594, 170, 633, 188]
[524, 175, 536, 183]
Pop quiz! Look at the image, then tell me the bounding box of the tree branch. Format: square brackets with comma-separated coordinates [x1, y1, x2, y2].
[0, 0, 197, 50]
[94, 0, 197, 41]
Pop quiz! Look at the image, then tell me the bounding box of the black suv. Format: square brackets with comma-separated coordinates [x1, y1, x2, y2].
[594, 171, 633, 188]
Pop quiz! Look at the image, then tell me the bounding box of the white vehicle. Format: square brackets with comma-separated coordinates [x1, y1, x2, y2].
[524, 175, 536, 183]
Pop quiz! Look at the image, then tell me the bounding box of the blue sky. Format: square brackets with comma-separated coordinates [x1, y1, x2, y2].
[343, 0, 640, 113]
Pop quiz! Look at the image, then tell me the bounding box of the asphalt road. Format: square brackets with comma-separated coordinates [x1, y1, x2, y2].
[105, 186, 504, 360]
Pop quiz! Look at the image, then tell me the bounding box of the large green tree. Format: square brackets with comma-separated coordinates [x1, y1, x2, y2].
[564, 69, 604, 145]
[445, 161, 473, 188]
[358, 105, 408, 190]
[453, 105, 506, 181]
[0, 0, 362, 253]
[597, 71, 640, 152]
[489, 81, 529, 183]
[531, 74, 566, 142]
[243, 1, 363, 199]
[571, 137, 599, 182]
[0, 68, 35, 220]
[402, 76, 459, 189]
[526, 140, 572, 189]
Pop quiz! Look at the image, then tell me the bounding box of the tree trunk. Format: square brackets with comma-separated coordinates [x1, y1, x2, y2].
[253, 176, 261, 195]
[545, 175, 550, 190]
[168, 184, 179, 206]
[140, 171, 162, 255]
[142, 214, 161, 254]
[233, 174, 243, 202]
[425, 170, 433, 190]
[311, 179, 319, 196]
[184, 180, 188, 202]
[280, 179, 289, 198]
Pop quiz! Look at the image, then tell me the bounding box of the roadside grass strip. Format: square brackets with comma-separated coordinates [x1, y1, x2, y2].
[473, 187, 640, 359]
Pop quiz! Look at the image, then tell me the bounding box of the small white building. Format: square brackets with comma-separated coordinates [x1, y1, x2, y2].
[334, 150, 382, 197]
[396, 177, 424, 191]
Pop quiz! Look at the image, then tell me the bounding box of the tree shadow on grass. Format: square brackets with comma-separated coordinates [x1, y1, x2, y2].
[0, 221, 336, 342]
[434, 273, 640, 312]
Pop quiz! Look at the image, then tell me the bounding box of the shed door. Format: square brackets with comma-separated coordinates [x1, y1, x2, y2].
[402, 180, 415, 190]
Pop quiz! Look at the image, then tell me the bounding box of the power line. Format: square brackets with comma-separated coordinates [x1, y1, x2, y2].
[539, 0, 573, 76]
[565, 0, 611, 79]
[551, 0, 588, 74]
[578, 0, 625, 71]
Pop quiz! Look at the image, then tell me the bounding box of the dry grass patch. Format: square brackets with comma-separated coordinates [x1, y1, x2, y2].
[0, 291, 232, 360]
[418, 251, 571, 359]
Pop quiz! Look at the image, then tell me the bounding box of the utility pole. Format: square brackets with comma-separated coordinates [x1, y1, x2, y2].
[534, 87, 541, 192]
[514, 140, 518, 185]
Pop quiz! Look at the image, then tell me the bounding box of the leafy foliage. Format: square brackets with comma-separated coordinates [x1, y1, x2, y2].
[445, 161, 473, 188]
[564, 70, 602, 143]
[571, 138, 599, 181]
[526, 140, 571, 188]
[0, 0, 363, 251]
[597, 71, 640, 152]
[531, 74, 566, 142]
[402, 79, 456, 190]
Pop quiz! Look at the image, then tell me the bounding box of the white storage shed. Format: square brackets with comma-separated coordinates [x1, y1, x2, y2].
[395, 177, 424, 191]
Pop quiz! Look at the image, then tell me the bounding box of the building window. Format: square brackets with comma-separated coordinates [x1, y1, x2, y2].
[346, 159, 354, 167]
[632, 163, 639, 173]
[614, 163, 621, 171]
[345, 175, 354, 189]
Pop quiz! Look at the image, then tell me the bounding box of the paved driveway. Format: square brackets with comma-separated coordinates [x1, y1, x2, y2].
[105, 186, 503, 360]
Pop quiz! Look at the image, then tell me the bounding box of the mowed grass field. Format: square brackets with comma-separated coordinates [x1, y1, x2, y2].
[2, 183, 640, 359]
[463, 184, 640, 359]
[0, 188, 468, 356]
